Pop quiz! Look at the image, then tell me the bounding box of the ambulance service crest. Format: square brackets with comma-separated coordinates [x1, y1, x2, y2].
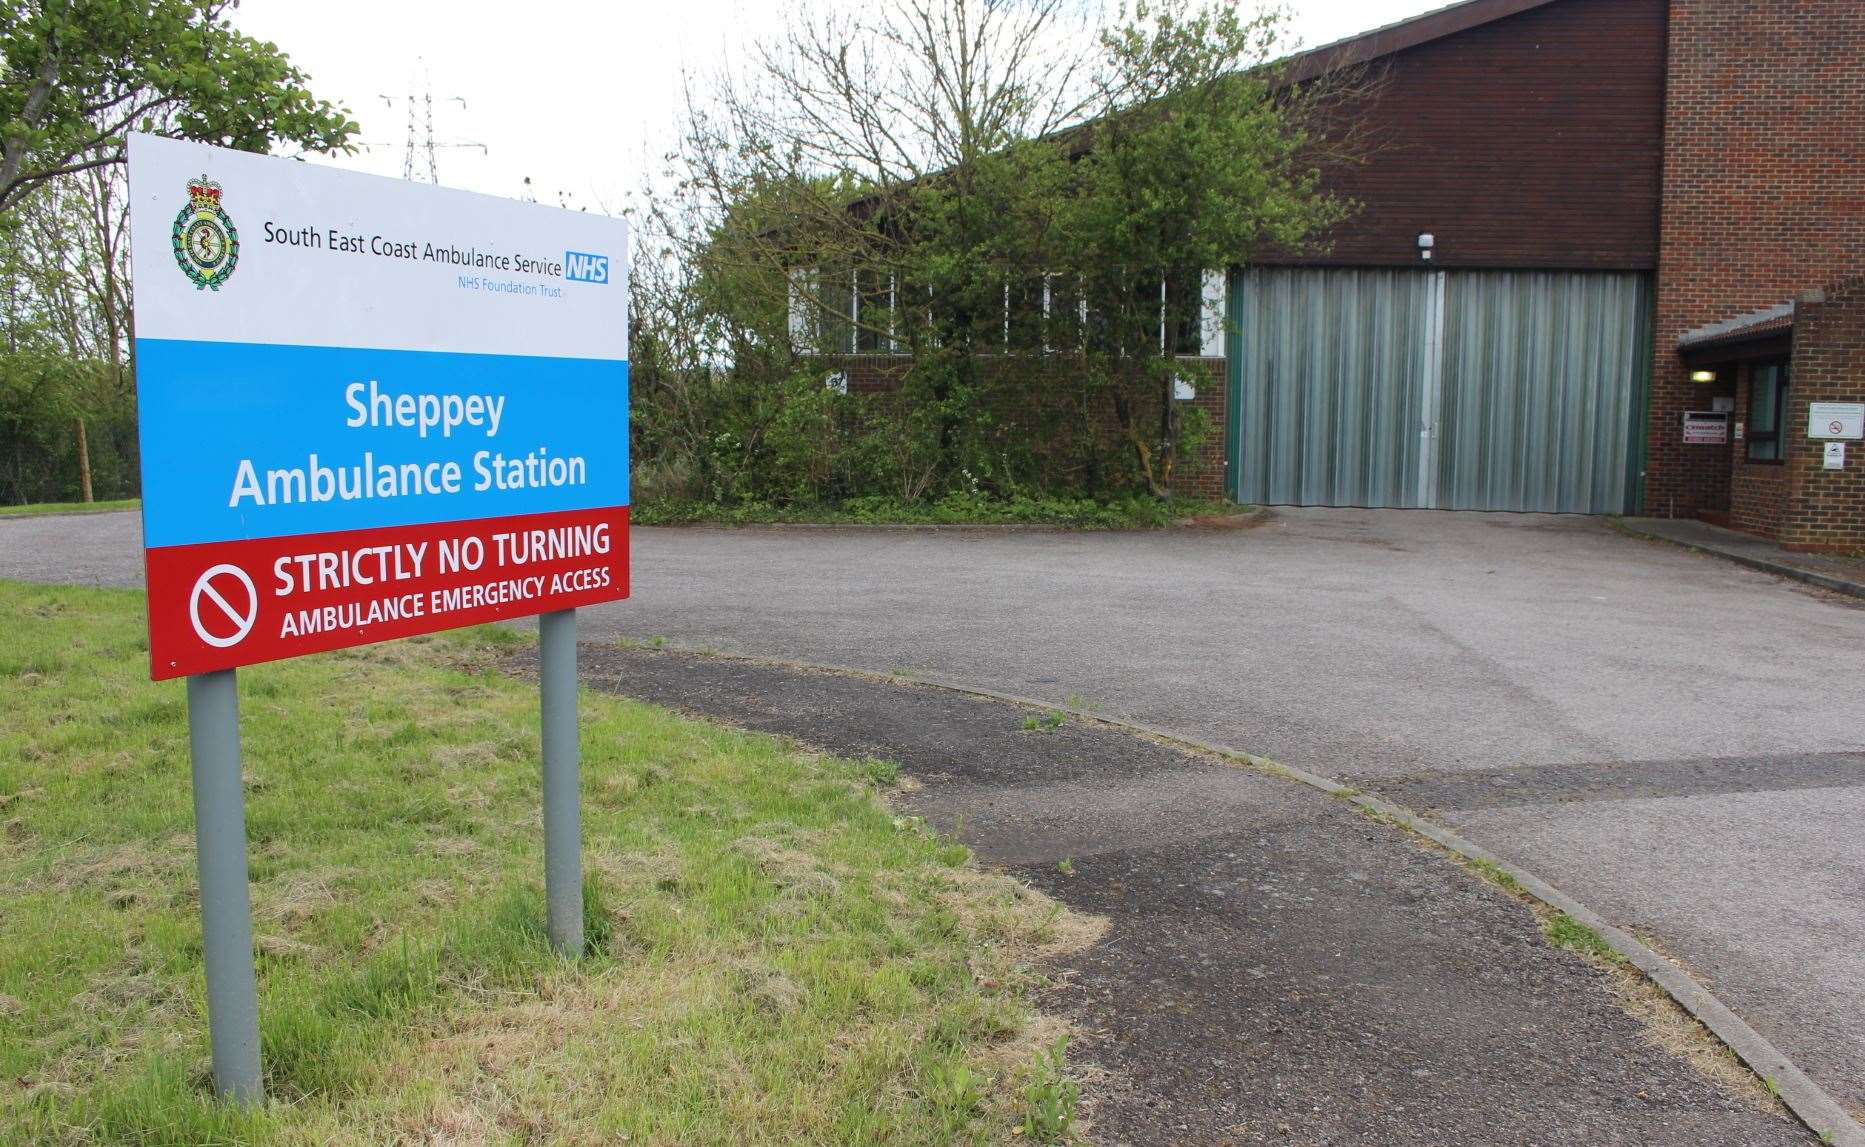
[171, 175, 239, 291]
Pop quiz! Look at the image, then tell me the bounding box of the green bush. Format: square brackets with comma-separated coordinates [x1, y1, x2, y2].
[628, 352, 1220, 521]
[0, 351, 138, 506]
[631, 491, 1238, 529]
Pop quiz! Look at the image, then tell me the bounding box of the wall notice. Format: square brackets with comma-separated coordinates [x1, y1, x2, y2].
[1682, 411, 1728, 445]
[129, 134, 630, 680]
[1808, 402, 1864, 441]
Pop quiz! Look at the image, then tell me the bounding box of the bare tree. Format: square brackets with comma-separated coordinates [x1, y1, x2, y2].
[665, 0, 1102, 345]
[751, 0, 1098, 182]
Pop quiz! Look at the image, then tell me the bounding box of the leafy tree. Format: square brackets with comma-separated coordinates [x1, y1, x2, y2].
[0, 0, 352, 502]
[0, 346, 121, 503]
[639, 0, 1365, 508]
[653, 0, 1096, 500]
[1054, 2, 1348, 494]
[0, 0, 356, 214]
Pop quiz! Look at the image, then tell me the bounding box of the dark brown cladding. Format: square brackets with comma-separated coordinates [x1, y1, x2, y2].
[1261, 0, 1668, 272]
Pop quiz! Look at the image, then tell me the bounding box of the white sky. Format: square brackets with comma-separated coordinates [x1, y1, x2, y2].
[231, 1, 1446, 209]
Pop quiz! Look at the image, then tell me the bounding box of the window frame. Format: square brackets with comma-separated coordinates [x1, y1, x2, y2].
[785, 265, 1221, 359]
[1745, 359, 1790, 464]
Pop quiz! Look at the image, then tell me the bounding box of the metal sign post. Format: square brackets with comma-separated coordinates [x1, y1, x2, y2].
[180, 619, 587, 1101]
[185, 670, 263, 1103]
[538, 608, 582, 957]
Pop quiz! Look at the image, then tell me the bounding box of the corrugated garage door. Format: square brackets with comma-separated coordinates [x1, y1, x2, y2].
[1229, 267, 1651, 513]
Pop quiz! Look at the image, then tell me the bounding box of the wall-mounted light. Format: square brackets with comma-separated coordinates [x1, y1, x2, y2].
[1690, 369, 1717, 383]
[1417, 232, 1435, 262]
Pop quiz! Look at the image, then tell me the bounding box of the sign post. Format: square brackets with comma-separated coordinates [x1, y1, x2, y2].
[186, 669, 263, 1101]
[539, 609, 582, 956]
[128, 133, 629, 1099]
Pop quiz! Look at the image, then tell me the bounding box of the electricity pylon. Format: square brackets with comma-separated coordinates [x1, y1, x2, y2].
[369, 63, 485, 185]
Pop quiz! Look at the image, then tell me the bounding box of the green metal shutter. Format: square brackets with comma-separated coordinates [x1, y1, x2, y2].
[1436, 271, 1652, 513]
[1230, 267, 1432, 507]
[1229, 267, 1651, 514]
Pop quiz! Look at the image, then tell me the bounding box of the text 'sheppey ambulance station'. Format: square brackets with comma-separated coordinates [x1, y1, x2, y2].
[129, 133, 630, 679]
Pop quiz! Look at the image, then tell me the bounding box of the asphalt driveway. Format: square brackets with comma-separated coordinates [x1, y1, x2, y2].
[553, 643, 1803, 1145]
[4, 507, 1863, 1114]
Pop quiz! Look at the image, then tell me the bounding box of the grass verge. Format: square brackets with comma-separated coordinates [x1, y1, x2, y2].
[632, 493, 1250, 529]
[0, 581, 1098, 1145]
[0, 498, 139, 518]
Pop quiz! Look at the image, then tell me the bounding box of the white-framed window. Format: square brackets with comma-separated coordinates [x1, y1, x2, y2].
[1200, 268, 1226, 358]
[786, 267, 905, 354]
[787, 268, 818, 348]
[1041, 272, 1088, 353]
[785, 265, 1224, 357]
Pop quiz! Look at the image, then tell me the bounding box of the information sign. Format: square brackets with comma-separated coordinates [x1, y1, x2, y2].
[1807, 402, 1864, 441]
[1681, 411, 1728, 445]
[129, 135, 630, 679]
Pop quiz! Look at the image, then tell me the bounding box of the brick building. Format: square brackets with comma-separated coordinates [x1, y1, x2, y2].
[1646, 1, 1865, 549]
[1228, 0, 1864, 548]
[798, 0, 1865, 546]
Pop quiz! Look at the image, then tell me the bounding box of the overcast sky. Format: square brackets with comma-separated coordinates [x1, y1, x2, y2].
[231, 1, 1446, 210]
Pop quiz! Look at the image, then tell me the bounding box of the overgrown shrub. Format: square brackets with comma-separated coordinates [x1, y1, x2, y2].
[627, 351, 1216, 516]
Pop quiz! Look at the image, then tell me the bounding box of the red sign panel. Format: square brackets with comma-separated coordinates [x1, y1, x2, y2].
[145, 506, 629, 680]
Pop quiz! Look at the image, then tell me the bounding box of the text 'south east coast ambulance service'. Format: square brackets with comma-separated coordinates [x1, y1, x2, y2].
[128, 133, 630, 680]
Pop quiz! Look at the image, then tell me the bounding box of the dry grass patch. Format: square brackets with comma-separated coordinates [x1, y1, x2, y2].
[1611, 975, 1783, 1114]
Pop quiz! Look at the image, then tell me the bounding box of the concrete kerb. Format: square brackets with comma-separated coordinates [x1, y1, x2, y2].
[618, 640, 1865, 1147]
[1605, 517, 1865, 602]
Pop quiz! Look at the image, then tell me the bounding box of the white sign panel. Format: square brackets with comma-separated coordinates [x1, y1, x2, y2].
[130, 134, 625, 361]
[1807, 402, 1864, 441]
[1826, 442, 1847, 470]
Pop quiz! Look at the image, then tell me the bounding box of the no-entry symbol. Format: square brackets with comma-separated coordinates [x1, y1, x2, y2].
[189, 563, 258, 649]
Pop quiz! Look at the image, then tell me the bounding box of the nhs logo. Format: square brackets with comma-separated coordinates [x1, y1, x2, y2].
[564, 251, 610, 284]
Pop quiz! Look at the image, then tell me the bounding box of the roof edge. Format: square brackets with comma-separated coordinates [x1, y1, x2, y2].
[1676, 302, 1796, 351]
[1277, 0, 1569, 86]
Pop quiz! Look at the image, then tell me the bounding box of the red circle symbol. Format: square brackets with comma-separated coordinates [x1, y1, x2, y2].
[189, 563, 258, 648]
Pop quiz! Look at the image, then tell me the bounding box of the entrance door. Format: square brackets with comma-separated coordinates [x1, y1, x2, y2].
[1228, 267, 1651, 513]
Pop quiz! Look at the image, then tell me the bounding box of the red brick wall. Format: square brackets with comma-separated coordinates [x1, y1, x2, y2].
[1172, 358, 1227, 499]
[1274, 0, 1667, 270]
[1781, 279, 1865, 552]
[1646, 0, 1865, 519]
